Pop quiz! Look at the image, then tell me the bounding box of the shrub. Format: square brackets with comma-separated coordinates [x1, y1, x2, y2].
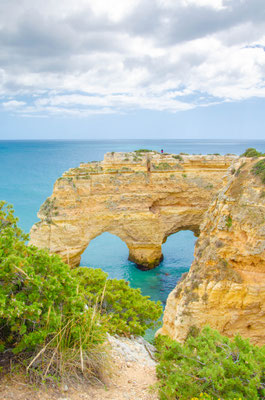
[241, 148, 264, 157]
[156, 326, 265, 400]
[0, 202, 162, 381]
[72, 267, 162, 336]
[153, 162, 173, 170]
[119, 166, 132, 172]
[0, 201, 104, 356]
[172, 155, 183, 161]
[252, 159, 265, 184]
[134, 149, 153, 153]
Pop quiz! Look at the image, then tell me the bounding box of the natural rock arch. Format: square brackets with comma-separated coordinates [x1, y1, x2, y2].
[29, 153, 265, 345]
[30, 151, 237, 269]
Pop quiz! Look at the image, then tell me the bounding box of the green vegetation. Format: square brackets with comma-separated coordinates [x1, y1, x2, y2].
[73, 268, 162, 336]
[226, 215, 232, 229]
[252, 159, 265, 184]
[205, 184, 213, 190]
[153, 162, 172, 170]
[105, 168, 119, 173]
[153, 162, 181, 171]
[119, 166, 133, 172]
[172, 155, 183, 161]
[241, 148, 265, 157]
[39, 197, 58, 223]
[133, 156, 142, 162]
[235, 162, 246, 176]
[134, 149, 153, 153]
[0, 202, 162, 383]
[156, 326, 265, 400]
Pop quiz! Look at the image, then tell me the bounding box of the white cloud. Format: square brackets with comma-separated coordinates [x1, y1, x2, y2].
[0, 0, 265, 116]
[2, 100, 26, 108]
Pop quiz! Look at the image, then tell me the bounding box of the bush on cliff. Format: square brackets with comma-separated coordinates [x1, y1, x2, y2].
[241, 148, 264, 157]
[0, 201, 162, 381]
[156, 326, 265, 400]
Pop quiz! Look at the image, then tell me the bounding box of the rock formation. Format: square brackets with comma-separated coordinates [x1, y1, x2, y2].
[159, 158, 265, 345]
[29, 151, 236, 269]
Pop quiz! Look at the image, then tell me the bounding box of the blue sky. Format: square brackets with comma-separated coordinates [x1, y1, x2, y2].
[1, 0, 265, 139]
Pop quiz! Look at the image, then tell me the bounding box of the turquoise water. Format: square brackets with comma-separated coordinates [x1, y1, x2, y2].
[80, 231, 195, 306]
[1, 139, 265, 309]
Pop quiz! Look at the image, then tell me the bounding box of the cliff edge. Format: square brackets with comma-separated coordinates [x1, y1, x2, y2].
[159, 158, 265, 345]
[30, 151, 236, 269]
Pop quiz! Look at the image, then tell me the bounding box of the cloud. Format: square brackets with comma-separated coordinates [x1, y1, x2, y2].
[0, 0, 265, 116]
[2, 100, 26, 108]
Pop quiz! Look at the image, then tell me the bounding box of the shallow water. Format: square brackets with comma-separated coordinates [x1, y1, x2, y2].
[80, 231, 196, 306]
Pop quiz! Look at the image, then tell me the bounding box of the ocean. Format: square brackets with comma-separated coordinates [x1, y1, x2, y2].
[1, 139, 265, 309]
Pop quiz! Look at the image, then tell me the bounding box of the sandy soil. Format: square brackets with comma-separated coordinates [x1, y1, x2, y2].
[0, 360, 158, 400]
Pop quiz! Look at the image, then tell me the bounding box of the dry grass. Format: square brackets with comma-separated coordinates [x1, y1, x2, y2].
[23, 294, 111, 387]
[25, 342, 110, 387]
[12, 290, 112, 389]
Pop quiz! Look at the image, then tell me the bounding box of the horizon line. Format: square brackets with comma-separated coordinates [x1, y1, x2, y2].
[1, 138, 265, 142]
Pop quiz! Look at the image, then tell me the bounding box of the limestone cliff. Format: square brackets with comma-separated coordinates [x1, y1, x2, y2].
[159, 158, 265, 345]
[29, 151, 237, 269]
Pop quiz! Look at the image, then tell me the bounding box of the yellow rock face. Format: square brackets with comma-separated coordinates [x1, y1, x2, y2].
[159, 159, 265, 345]
[29, 151, 237, 269]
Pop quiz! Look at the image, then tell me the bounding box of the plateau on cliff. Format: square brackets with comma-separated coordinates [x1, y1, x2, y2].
[29, 151, 237, 270]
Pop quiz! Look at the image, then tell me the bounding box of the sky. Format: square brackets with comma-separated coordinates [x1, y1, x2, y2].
[1, 0, 265, 140]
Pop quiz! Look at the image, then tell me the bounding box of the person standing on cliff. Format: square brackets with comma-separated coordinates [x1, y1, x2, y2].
[161, 149, 164, 154]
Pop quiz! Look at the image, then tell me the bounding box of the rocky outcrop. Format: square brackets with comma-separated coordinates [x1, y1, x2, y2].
[159, 158, 265, 345]
[29, 151, 237, 269]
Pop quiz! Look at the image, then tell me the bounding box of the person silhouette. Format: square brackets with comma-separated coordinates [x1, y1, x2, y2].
[161, 149, 164, 154]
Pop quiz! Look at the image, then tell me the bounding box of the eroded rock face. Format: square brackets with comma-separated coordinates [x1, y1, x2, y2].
[159, 159, 265, 345]
[29, 151, 237, 269]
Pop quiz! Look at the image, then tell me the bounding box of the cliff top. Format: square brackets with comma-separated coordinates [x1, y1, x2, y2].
[61, 151, 239, 178]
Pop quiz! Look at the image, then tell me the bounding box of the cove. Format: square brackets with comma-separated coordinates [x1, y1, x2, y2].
[80, 231, 197, 307]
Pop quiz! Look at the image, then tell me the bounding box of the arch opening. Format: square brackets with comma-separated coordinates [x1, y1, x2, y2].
[159, 230, 197, 305]
[80, 232, 133, 280]
[79, 230, 197, 308]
